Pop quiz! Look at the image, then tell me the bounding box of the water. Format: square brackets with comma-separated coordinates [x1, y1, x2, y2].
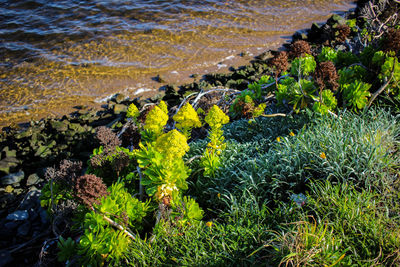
[0, 0, 355, 127]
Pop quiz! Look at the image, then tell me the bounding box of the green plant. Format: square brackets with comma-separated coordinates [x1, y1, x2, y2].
[170, 195, 204, 227]
[201, 105, 230, 177]
[376, 52, 400, 92]
[136, 129, 190, 202]
[305, 181, 400, 265]
[317, 46, 338, 63]
[276, 77, 317, 112]
[71, 182, 148, 266]
[338, 65, 367, 86]
[40, 182, 73, 212]
[290, 54, 316, 77]
[57, 237, 77, 263]
[342, 80, 371, 110]
[247, 75, 275, 99]
[313, 89, 337, 115]
[126, 103, 140, 120]
[272, 218, 347, 266]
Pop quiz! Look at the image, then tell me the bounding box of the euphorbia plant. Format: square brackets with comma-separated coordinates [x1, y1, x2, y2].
[201, 105, 229, 177]
[173, 102, 202, 138]
[136, 129, 191, 204]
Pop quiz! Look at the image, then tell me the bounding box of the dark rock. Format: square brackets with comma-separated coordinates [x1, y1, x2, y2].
[14, 128, 33, 139]
[50, 120, 69, 132]
[1, 171, 24, 185]
[150, 92, 165, 102]
[17, 221, 31, 236]
[155, 74, 166, 83]
[69, 123, 86, 134]
[114, 93, 127, 104]
[1, 146, 17, 158]
[19, 189, 41, 210]
[293, 30, 308, 41]
[5, 220, 21, 230]
[26, 173, 40, 186]
[327, 14, 345, 26]
[6, 210, 29, 221]
[28, 208, 39, 221]
[34, 145, 52, 158]
[0, 157, 19, 175]
[113, 104, 128, 115]
[0, 250, 13, 267]
[39, 209, 49, 225]
[255, 51, 273, 61]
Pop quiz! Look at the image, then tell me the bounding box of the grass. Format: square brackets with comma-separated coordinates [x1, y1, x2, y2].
[121, 108, 400, 266]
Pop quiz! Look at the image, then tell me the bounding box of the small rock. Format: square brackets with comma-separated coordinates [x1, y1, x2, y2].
[1, 171, 25, 185]
[69, 123, 86, 134]
[50, 120, 69, 132]
[0, 250, 13, 267]
[113, 104, 128, 115]
[114, 93, 127, 104]
[155, 74, 166, 83]
[6, 210, 29, 221]
[1, 146, 17, 158]
[26, 173, 40, 186]
[0, 157, 19, 175]
[14, 128, 33, 139]
[34, 145, 52, 158]
[293, 30, 308, 41]
[17, 221, 31, 236]
[327, 14, 345, 26]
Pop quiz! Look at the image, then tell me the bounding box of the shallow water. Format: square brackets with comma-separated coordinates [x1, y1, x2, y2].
[0, 0, 355, 127]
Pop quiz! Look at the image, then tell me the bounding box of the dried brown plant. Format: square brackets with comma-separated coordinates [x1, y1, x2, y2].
[384, 28, 400, 54]
[74, 174, 109, 208]
[335, 24, 351, 42]
[236, 100, 254, 119]
[121, 122, 141, 148]
[290, 40, 312, 58]
[270, 51, 289, 77]
[111, 150, 130, 176]
[315, 61, 339, 92]
[96, 126, 121, 152]
[44, 159, 83, 189]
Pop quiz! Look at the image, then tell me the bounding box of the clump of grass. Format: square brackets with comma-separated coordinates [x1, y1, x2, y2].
[127, 191, 278, 266]
[268, 181, 400, 266]
[188, 108, 399, 210]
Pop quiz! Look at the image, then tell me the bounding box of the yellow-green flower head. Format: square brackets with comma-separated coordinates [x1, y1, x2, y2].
[144, 106, 168, 135]
[158, 100, 168, 115]
[127, 103, 140, 119]
[205, 105, 229, 129]
[173, 103, 202, 131]
[253, 103, 266, 117]
[155, 183, 178, 201]
[155, 129, 189, 159]
[244, 95, 254, 104]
